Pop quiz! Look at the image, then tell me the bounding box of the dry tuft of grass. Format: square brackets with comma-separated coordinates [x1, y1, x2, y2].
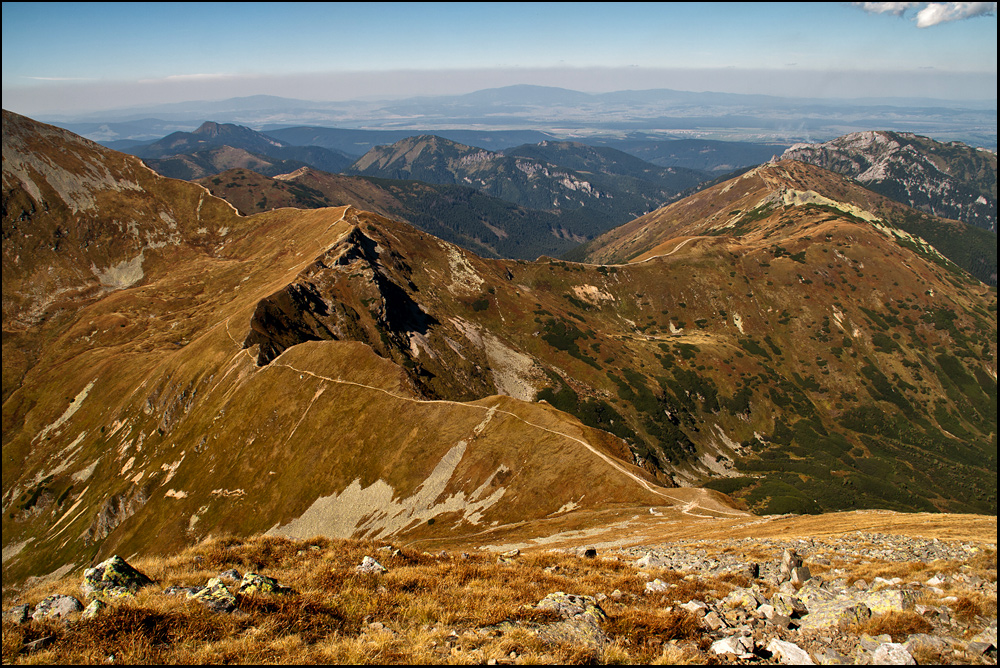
[951, 593, 997, 623]
[851, 610, 934, 642]
[603, 608, 701, 663]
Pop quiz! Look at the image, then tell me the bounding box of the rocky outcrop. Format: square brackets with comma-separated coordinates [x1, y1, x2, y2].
[81, 555, 154, 598]
[782, 131, 997, 233]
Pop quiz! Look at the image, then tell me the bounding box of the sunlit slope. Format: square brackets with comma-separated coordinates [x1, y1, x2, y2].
[3, 113, 683, 585]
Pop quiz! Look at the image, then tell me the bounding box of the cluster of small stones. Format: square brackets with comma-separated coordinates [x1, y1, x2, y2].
[2, 554, 301, 655]
[607, 533, 997, 665]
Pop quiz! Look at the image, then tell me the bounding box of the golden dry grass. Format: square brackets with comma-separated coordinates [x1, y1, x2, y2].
[3, 534, 996, 665]
[851, 611, 934, 642]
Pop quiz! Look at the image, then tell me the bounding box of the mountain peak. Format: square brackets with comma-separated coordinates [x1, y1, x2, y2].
[782, 131, 997, 233]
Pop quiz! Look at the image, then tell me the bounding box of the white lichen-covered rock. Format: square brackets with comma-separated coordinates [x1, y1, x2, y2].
[767, 638, 815, 664]
[31, 595, 83, 621]
[355, 556, 388, 574]
[871, 642, 916, 665]
[711, 635, 753, 657]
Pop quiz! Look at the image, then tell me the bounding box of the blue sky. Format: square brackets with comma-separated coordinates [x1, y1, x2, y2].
[2, 2, 996, 114]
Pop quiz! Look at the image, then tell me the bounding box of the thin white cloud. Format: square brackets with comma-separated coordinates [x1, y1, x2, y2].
[854, 2, 997, 27]
[139, 73, 235, 84]
[24, 76, 96, 81]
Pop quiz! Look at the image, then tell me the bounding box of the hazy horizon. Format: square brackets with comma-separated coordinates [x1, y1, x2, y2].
[2, 2, 996, 117]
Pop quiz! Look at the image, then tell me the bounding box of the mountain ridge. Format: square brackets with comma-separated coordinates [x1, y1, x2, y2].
[782, 131, 997, 234]
[2, 112, 996, 592]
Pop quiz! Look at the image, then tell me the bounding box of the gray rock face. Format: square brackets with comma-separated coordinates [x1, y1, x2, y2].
[31, 595, 83, 621]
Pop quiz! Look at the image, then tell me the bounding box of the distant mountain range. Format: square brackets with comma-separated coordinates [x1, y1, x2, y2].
[113, 119, 997, 284]
[345, 135, 710, 229]
[38, 85, 997, 147]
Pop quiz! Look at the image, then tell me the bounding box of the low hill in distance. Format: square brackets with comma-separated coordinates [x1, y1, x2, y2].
[127, 121, 354, 175]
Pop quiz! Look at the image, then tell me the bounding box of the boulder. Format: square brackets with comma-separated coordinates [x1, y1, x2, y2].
[767, 638, 815, 664]
[871, 642, 916, 665]
[356, 556, 388, 575]
[780, 549, 803, 581]
[81, 555, 153, 598]
[163, 585, 202, 597]
[771, 592, 808, 618]
[534, 592, 608, 649]
[970, 619, 997, 646]
[82, 599, 105, 619]
[218, 569, 242, 583]
[813, 647, 849, 664]
[238, 572, 290, 595]
[644, 579, 669, 593]
[679, 600, 708, 616]
[703, 610, 727, 631]
[798, 600, 871, 630]
[790, 566, 813, 587]
[861, 588, 917, 614]
[710, 635, 753, 657]
[31, 595, 83, 621]
[2, 604, 30, 624]
[722, 587, 763, 610]
[635, 552, 670, 569]
[536, 592, 606, 623]
[192, 578, 237, 613]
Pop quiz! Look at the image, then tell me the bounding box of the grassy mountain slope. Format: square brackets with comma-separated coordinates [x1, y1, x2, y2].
[3, 114, 996, 591]
[581, 160, 996, 513]
[2, 112, 683, 586]
[196, 167, 582, 260]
